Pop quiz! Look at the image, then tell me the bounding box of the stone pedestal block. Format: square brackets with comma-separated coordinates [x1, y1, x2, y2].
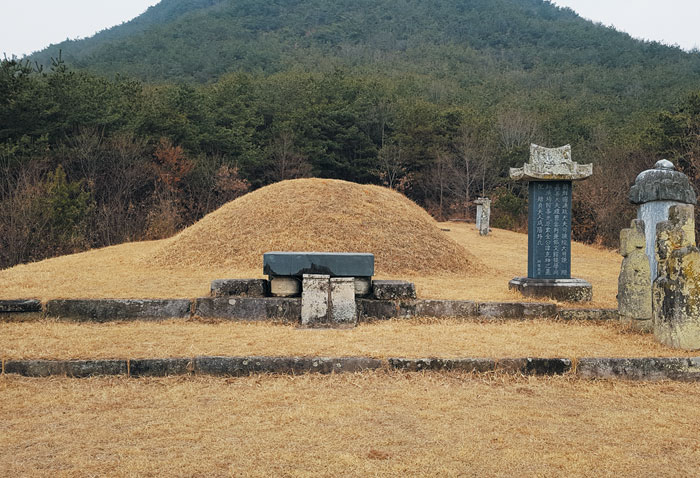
[354, 277, 372, 297]
[330, 278, 357, 325]
[372, 280, 417, 300]
[210, 279, 268, 297]
[270, 277, 301, 297]
[618, 219, 652, 330]
[508, 277, 592, 302]
[301, 274, 330, 326]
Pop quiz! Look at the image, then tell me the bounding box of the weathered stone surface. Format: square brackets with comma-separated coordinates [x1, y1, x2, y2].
[210, 279, 268, 298]
[269, 277, 301, 297]
[509, 278, 592, 302]
[372, 280, 417, 300]
[194, 297, 301, 322]
[477, 302, 558, 319]
[0, 299, 43, 321]
[263, 252, 374, 278]
[576, 357, 700, 381]
[194, 356, 383, 376]
[629, 160, 697, 205]
[638, 201, 681, 282]
[0, 299, 42, 313]
[129, 358, 193, 377]
[557, 309, 619, 321]
[618, 219, 652, 330]
[510, 144, 592, 182]
[389, 358, 497, 373]
[414, 300, 478, 318]
[653, 205, 700, 349]
[4, 359, 127, 377]
[474, 197, 491, 236]
[354, 277, 372, 297]
[301, 274, 330, 326]
[356, 299, 416, 320]
[45, 299, 191, 322]
[330, 277, 357, 325]
[388, 357, 571, 375]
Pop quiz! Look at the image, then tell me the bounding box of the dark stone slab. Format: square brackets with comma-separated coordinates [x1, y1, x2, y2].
[576, 357, 700, 381]
[509, 277, 592, 303]
[372, 280, 417, 300]
[263, 252, 374, 278]
[194, 356, 383, 376]
[194, 297, 301, 322]
[388, 358, 496, 373]
[4, 359, 127, 377]
[558, 309, 619, 321]
[477, 302, 559, 319]
[45, 299, 192, 322]
[210, 279, 268, 298]
[528, 181, 572, 279]
[414, 300, 478, 318]
[389, 357, 571, 375]
[129, 358, 193, 377]
[0, 299, 42, 313]
[356, 299, 416, 320]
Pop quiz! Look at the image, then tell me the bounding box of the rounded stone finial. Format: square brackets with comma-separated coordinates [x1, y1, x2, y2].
[629, 160, 697, 205]
[655, 159, 675, 171]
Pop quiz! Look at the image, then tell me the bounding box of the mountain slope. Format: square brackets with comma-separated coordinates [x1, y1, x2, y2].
[31, 0, 700, 89]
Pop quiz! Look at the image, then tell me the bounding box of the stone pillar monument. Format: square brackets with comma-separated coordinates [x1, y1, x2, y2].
[474, 197, 491, 236]
[508, 144, 593, 302]
[628, 160, 697, 283]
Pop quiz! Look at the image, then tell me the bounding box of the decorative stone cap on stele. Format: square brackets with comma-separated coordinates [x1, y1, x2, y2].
[628, 160, 697, 205]
[509, 144, 593, 182]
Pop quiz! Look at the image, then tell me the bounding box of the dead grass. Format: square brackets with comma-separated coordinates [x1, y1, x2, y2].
[0, 180, 620, 307]
[0, 319, 689, 360]
[1, 373, 699, 477]
[150, 178, 481, 275]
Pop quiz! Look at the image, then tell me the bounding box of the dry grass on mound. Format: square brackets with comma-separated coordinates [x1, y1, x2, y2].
[0, 318, 690, 361]
[2, 374, 699, 477]
[148, 178, 482, 276]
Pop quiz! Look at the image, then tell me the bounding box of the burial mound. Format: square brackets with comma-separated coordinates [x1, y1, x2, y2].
[149, 178, 482, 275]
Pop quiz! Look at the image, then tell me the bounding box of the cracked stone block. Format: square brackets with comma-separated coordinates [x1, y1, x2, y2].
[330, 277, 356, 325]
[301, 274, 330, 326]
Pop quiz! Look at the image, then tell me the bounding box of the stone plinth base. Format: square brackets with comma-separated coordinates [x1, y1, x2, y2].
[509, 277, 592, 303]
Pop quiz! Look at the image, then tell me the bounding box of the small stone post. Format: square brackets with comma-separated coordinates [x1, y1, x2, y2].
[629, 160, 697, 283]
[474, 197, 491, 236]
[653, 205, 700, 350]
[508, 144, 593, 302]
[618, 219, 652, 331]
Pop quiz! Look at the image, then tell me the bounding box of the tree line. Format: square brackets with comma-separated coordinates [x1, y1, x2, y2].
[0, 57, 696, 268]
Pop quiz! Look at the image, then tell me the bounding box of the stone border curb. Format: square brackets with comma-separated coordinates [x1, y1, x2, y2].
[1, 298, 619, 323]
[45, 299, 191, 322]
[2, 356, 698, 381]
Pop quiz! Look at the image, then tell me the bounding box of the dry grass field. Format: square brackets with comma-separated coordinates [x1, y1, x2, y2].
[2, 179, 691, 477]
[0, 318, 691, 360]
[2, 373, 699, 477]
[0, 181, 620, 307]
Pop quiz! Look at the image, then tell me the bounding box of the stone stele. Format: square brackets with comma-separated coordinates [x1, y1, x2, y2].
[474, 197, 491, 236]
[653, 205, 700, 350]
[618, 219, 652, 330]
[509, 144, 593, 182]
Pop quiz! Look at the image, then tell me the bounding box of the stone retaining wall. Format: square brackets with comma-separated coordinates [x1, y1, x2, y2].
[2, 356, 698, 381]
[0, 298, 616, 322]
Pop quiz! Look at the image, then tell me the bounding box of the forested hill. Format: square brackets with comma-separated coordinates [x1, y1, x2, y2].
[31, 0, 700, 94]
[5, 0, 700, 269]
